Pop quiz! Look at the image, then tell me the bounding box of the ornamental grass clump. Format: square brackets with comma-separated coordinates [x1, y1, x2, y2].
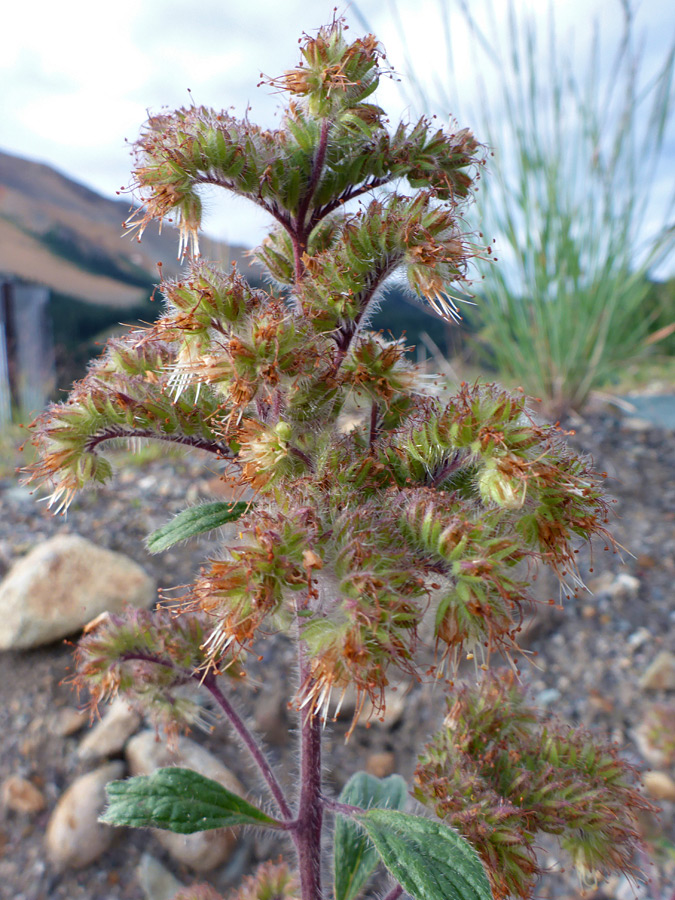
[26, 19, 651, 900]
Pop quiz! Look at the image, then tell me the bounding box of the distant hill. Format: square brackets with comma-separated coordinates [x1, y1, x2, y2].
[0, 149, 463, 390]
[0, 149, 256, 306]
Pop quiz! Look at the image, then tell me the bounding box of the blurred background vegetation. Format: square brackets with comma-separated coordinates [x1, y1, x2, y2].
[1, 0, 673, 437]
[362, 0, 675, 415]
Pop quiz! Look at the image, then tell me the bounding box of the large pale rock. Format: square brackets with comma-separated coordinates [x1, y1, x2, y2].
[126, 731, 244, 872]
[366, 752, 396, 778]
[45, 761, 125, 870]
[78, 697, 142, 761]
[0, 534, 155, 650]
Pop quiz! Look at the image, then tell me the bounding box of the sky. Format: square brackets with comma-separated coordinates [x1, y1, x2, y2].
[3, 0, 674, 267]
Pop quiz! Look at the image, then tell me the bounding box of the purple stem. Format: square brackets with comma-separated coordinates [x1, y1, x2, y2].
[290, 593, 325, 900]
[382, 885, 404, 900]
[84, 426, 233, 458]
[292, 118, 331, 284]
[201, 672, 293, 821]
[295, 708, 324, 900]
[369, 401, 380, 447]
[117, 652, 292, 820]
[322, 797, 367, 818]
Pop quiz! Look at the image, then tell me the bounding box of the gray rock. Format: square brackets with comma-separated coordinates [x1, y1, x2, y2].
[126, 731, 244, 872]
[0, 534, 155, 650]
[78, 697, 142, 761]
[253, 688, 288, 746]
[45, 761, 125, 870]
[136, 852, 185, 900]
[640, 651, 675, 691]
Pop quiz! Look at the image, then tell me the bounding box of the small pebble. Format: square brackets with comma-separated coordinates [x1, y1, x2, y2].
[628, 627, 651, 650]
[1, 775, 46, 814]
[643, 770, 675, 802]
[366, 752, 396, 778]
[640, 651, 675, 691]
[535, 688, 561, 708]
[49, 707, 88, 738]
[136, 852, 185, 900]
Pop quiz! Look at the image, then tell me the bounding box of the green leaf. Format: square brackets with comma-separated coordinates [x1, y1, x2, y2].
[101, 767, 279, 833]
[146, 501, 249, 553]
[334, 772, 408, 900]
[356, 809, 492, 900]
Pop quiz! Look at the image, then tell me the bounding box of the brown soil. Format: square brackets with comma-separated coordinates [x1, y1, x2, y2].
[0, 407, 673, 900]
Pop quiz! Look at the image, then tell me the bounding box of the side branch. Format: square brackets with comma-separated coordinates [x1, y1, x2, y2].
[308, 175, 395, 230]
[332, 252, 404, 368]
[114, 650, 293, 822]
[194, 173, 294, 233]
[115, 653, 291, 820]
[83, 426, 235, 459]
[297, 119, 331, 235]
[201, 673, 293, 821]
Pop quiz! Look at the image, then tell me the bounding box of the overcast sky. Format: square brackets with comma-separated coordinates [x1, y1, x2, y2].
[3, 0, 674, 260]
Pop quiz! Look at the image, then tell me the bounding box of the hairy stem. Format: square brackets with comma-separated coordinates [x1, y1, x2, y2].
[298, 119, 331, 233]
[291, 592, 324, 900]
[382, 884, 404, 900]
[330, 253, 403, 376]
[369, 401, 380, 447]
[116, 652, 291, 819]
[322, 797, 366, 817]
[295, 708, 324, 900]
[84, 426, 234, 459]
[293, 118, 331, 283]
[201, 673, 293, 820]
[429, 450, 464, 487]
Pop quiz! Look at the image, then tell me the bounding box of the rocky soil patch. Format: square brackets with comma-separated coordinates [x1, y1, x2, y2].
[0, 407, 673, 900]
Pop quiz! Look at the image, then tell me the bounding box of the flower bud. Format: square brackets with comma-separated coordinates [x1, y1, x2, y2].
[274, 421, 293, 444]
[478, 463, 525, 509]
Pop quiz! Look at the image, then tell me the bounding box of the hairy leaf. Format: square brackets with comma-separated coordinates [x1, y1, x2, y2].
[356, 809, 492, 900]
[334, 772, 408, 900]
[101, 767, 279, 833]
[146, 502, 250, 553]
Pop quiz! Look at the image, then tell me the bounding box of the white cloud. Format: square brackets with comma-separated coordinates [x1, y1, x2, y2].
[1, 0, 672, 261]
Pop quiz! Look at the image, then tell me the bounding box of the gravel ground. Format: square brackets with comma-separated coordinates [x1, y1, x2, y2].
[0, 404, 673, 900]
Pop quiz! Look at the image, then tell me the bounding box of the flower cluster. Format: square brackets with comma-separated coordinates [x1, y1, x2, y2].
[74, 608, 241, 741]
[171, 859, 299, 900]
[414, 674, 653, 899]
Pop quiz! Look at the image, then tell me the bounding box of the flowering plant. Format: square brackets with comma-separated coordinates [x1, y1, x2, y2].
[27, 19, 650, 900]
